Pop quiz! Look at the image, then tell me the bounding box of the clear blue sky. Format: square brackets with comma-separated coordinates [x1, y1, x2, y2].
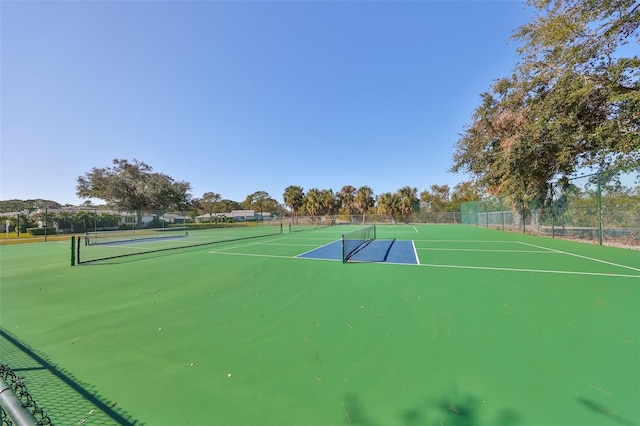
[1, 0, 532, 205]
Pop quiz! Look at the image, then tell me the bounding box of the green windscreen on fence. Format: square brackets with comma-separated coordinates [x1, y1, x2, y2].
[460, 168, 640, 247]
[75, 222, 282, 264]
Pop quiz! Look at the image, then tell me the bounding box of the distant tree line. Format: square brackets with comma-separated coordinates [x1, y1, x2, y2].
[0, 209, 122, 235]
[3, 161, 638, 235]
[0, 199, 63, 212]
[282, 183, 484, 224]
[68, 158, 487, 225]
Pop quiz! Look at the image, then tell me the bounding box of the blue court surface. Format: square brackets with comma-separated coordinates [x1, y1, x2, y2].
[296, 239, 419, 264]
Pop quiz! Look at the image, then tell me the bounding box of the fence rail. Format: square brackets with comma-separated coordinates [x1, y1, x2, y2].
[0, 365, 52, 426]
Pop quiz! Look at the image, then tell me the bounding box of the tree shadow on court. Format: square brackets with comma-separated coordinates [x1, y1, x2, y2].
[402, 390, 522, 426]
[0, 328, 141, 425]
[342, 388, 523, 426]
[342, 393, 379, 425]
[577, 397, 637, 426]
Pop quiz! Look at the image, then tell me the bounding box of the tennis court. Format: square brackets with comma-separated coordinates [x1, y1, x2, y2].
[1, 224, 638, 425]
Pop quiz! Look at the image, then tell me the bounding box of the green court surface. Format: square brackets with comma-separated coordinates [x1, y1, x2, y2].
[1, 225, 638, 426]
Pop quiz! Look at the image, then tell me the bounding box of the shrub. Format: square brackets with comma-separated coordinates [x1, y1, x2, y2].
[27, 227, 57, 236]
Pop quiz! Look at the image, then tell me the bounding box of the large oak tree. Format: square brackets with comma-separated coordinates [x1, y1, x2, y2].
[198, 192, 221, 222]
[76, 158, 192, 226]
[452, 0, 639, 206]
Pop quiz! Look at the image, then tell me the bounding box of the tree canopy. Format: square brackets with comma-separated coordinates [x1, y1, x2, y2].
[0, 199, 62, 213]
[197, 192, 221, 220]
[241, 191, 280, 215]
[76, 159, 192, 225]
[452, 0, 639, 205]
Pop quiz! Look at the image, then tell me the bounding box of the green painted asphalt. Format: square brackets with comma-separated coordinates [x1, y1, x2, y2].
[1, 225, 638, 425]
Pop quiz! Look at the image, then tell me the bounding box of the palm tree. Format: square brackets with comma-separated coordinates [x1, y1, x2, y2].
[396, 186, 418, 223]
[303, 188, 324, 223]
[354, 186, 375, 224]
[377, 192, 399, 224]
[55, 210, 75, 232]
[338, 185, 356, 217]
[283, 185, 305, 224]
[75, 210, 96, 233]
[321, 189, 340, 224]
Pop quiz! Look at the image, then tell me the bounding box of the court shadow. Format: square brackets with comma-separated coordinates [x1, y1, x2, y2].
[342, 393, 379, 425]
[400, 390, 523, 426]
[342, 388, 523, 426]
[577, 397, 637, 426]
[0, 328, 141, 425]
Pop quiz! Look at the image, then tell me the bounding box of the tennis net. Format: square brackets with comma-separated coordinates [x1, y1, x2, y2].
[75, 222, 282, 264]
[85, 226, 188, 245]
[341, 225, 376, 263]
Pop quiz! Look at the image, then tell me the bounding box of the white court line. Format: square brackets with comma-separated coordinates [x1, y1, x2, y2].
[416, 262, 639, 278]
[208, 236, 285, 253]
[205, 246, 639, 278]
[286, 237, 341, 241]
[414, 240, 521, 243]
[206, 237, 639, 279]
[210, 250, 341, 262]
[210, 251, 296, 260]
[517, 241, 640, 273]
[296, 240, 341, 258]
[206, 249, 639, 277]
[257, 242, 324, 247]
[416, 248, 553, 253]
[413, 226, 419, 233]
[412, 240, 420, 265]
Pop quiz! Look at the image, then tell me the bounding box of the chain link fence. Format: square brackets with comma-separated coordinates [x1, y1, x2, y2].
[460, 168, 640, 248]
[289, 212, 462, 228]
[0, 330, 138, 426]
[1, 364, 53, 426]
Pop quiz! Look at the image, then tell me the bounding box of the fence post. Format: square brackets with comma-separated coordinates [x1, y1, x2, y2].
[597, 171, 603, 245]
[77, 235, 81, 264]
[0, 378, 38, 426]
[551, 182, 555, 238]
[485, 204, 489, 228]
[71, 236, 76, 266]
